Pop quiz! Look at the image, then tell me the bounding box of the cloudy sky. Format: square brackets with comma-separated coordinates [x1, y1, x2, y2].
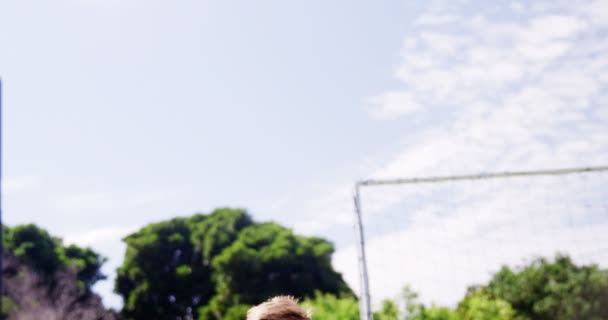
[2, 0, 607, 309]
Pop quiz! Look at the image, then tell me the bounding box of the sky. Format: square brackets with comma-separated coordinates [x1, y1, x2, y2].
[1, 0, 608, 310]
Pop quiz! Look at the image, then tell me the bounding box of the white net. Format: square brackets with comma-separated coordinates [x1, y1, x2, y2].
[343, 168, 608, 308]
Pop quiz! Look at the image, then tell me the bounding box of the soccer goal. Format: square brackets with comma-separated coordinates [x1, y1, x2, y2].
[351, 166, 608, 320]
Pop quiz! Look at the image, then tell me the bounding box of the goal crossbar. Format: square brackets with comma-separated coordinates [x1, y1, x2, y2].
[358, 166, 608, 187]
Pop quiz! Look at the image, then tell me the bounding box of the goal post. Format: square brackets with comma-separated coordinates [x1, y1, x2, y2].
[353, 184, 372, 320]
[352, 165, 608, 320]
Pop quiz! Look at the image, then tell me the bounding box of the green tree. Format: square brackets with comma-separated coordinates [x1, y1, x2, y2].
[457, 287, 515, 320]
[397, 286, 457, 320]
[416, 306, 458, 320]
[203, 222, 353, 319]
[4, 224, 105, 290]
[115, 208, 352, 320]
[373, 300, 399, 320]
[2, 224, 114, 319]
[115, 213, 211, 320]
[367, 286, 457, 320]
[5, 224, 64, 275]
[302, 292, 359, 320]
[487, 254, 608, 320]
[64, 244, 107, 288]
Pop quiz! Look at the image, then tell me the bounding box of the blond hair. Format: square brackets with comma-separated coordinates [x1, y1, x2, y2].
[246, 296, 311, 320]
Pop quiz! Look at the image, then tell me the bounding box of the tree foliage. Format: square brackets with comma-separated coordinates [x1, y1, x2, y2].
[7, 216, 607, 320]
[457, 287, 515, 320]
[114, 208, 352, 320]
[302, 292, 359, 320]
[3, 224, 106, 290]
[2, 225, 115, 319]
[303, 255, 607, 320]
[115, 213, 211, 319]
[487, 254, 608, 320]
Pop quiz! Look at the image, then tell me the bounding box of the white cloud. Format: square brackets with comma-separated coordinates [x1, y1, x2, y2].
[516, 41, 571, 61]
[581, 0, 608, 25]
[64, 225, 137, 247]
[420, 32, 470, 54]
[303, 0, 608, 307]
[366, 92, 421, 119]
[416, 14, 458, 26]
[523, 15, 584, 42]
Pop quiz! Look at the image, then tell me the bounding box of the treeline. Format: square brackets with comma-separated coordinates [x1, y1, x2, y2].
[304, 255, 608, 320]
[2, 208, 352, 320]
[3, 208, 608, 320]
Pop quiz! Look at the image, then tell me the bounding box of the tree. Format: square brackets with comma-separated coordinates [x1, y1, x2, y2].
[64, 244, 107, 288]
[4, 224, 106, 290]
[299, 255, 608, 320]
[457, 287, 515, 320]
[415, 306, 457, 320]
[301, 292, 359, 320]
[115, 213, 211, 320]
[374, 300, 399, 320]
[207, 223, 352, 312]
[5, 224, 64, 276]
[397, 286, 457, 320]
[487, 254, 608, 320]
[366, 286, 457, 320]
[115, 208, 352, 320]
[2, 225, 115, 320]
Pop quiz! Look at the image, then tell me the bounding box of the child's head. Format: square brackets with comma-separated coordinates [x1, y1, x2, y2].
[246, 296, 310, 320]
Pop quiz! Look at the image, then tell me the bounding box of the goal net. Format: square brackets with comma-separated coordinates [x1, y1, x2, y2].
[339, 167, 608, 313]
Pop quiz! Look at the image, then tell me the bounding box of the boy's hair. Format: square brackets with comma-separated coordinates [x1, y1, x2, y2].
[246, 296, 311, 320]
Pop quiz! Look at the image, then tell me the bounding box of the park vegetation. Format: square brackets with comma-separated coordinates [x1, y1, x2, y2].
[2, 208, 608, 319]
[115, 208, 352, 320]
[304, 255, 608, 320]
[2, 224, 116, 319]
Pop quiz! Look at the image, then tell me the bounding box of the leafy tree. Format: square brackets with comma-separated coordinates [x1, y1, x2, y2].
[487, 255, 608, 320]
[4, 224, 105, 290]
[457, 287, 515, 320]
[374, 300, 399, 320]
[5, 224, 64, 275]
[302, 292, 359, 320]
[2, 225, 114, 319]
[64, 244, 107, 288]
[366, 286, 457, 320]
[115, 208, 352, 320]
[201, 222, 353, 319]
[190, 208, 253, 265]
[397, 286, 457, 320]
[415, 306, 457, 320]
[298, 255, 607, 320]
[210, 223, 351, 307]
[115, 214, 210, 320]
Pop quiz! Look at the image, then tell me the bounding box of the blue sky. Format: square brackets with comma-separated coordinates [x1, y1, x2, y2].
[2, 0, 608, 309]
